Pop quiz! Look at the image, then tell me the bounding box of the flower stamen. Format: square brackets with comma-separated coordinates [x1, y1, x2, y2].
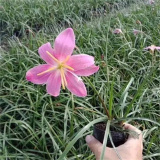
[60, 71, 65, 89]
[62, 69, 67, 86]
[37, 66, 56, 76]
[62, 64, 74, 71]
[46, 51, 73, 89]
[60, 68, 66, 89]
[46, 51, 60, 64]
[62, 55, 70, 63]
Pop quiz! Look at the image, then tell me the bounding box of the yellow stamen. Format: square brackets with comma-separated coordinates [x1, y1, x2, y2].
[60, 68, 65, 89]
[46, 51, 73, 71]
[37, 67, 56, 76]
[45, 51, 72, 89]
[46, 51, 60, 64]
[63, 64, 74, 71]
[62, 55, 70, 64]
[61, 69, 67, 87]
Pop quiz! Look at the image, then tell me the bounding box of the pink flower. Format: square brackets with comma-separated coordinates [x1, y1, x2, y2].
[144, 45, 160, 54]
[113, 28, 122, 34]
[149, 0, 155, 4]
[26, 28, 99, 97]
[133, 29, 143, 36]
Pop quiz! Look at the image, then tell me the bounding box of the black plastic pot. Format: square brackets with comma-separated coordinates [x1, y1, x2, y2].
[93, 122, 128, 147]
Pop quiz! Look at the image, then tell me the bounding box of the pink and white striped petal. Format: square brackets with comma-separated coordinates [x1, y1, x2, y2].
[54, 28, 75, 61]
[26, 64, 53, 84]
[38, 42, 56, 65]
[66, 54, 94, 71]
[46, 71, 61, 97]
[65, 71, 87, 97]
[74, 65, 99, 76]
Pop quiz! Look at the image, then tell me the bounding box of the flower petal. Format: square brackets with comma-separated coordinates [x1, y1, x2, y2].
[38, 42, 56, 65]
[74, 65, 99, 76]
[66, 54, 94, 71]
[54, 28, 75, 60]
[65, 71, 87, 97]
[113, 28, 122, 34]
[46, 71, 61, 97]
[26, 64, 52, 84]
[144, 47, 149, 50]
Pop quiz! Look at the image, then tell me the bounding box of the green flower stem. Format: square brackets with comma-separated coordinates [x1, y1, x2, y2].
[70, 93, 75, 136]
[85, 77, 111, 119]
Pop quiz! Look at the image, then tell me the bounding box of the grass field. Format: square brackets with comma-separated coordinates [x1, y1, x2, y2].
[0, 0, 160, 159]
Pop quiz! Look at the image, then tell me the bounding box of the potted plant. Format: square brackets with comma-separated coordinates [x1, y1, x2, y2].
[85, 77, 135, 148]
[26, 28, 147, 157]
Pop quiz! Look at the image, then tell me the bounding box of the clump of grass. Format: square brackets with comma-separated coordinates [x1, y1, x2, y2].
[0, 0, 145, 38]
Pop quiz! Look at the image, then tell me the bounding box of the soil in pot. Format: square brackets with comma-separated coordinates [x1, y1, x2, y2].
[93, 122, 129, 147]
